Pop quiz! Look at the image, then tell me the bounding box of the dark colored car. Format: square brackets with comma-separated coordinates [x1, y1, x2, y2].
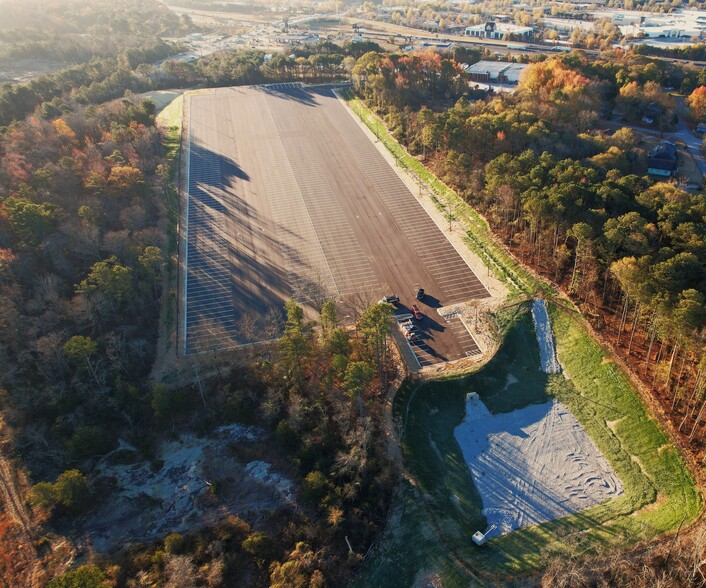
[381, 294, 400, 305]
[411, 304, 423, 320]
[416, 288, 425, 301]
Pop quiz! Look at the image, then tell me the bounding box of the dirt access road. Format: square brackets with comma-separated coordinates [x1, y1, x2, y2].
[0, 418, 73, 586]
[181, 84, 490, 363]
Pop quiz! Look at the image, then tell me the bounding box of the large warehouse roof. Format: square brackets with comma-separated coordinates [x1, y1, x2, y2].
[465, 61, 528, 79]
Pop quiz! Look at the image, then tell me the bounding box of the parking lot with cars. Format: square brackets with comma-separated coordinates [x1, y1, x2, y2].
[182, 84, 489, 362]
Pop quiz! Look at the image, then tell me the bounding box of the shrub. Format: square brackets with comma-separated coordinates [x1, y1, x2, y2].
[151, 384, 191, 424]
[164, 532, 184, 554]
[242, 531, 276, 564]
[46, 564, 110, 588]
[53, 470, 90, 511]
[218, 515, 251, 544]
[30, 470, 90, 512]
[29, 482, 57, 509]
[67, 426, 112, 460]
[302, 471, 328, 507]
[275, 420, 299, 449]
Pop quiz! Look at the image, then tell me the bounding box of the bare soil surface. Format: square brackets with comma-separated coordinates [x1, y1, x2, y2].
[77, 424, 296, 553]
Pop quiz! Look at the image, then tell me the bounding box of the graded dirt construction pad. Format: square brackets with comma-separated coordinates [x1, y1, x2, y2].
[454, 393, 623, 536]
[182, 84, 489, 357]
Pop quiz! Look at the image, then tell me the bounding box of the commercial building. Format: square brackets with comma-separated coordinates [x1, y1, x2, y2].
[464, 21, 534, 41]
[601, 9, 706, 39]
[465, 60, 528, 84]
[543, 17, 594, 35]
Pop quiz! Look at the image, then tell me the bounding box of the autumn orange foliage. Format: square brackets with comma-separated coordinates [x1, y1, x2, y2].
[519, 59, 591, 98]
[0, 515, 28, 584]
[687, 85, 706, 119]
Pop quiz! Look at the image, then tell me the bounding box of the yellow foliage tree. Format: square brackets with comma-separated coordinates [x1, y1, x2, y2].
[52, 118, 76, 141]
[107, 165, 144, 192]
[687, 85, 706, 119]
[518, 59, 591, 99]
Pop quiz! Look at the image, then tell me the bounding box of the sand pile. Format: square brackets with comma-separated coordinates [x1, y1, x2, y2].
[454, 393, 623, 536]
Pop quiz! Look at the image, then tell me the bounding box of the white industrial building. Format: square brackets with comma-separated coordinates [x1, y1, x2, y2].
[465, 60, 529, 84]
[464, 21, 534, 41]
[543, 17, 594, 35]
[597, 9, 706, 39]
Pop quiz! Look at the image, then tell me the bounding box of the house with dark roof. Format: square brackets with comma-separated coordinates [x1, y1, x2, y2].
[647, 141, 677, 177]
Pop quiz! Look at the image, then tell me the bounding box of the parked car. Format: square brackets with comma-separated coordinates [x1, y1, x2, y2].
[380, 294, 399, 305]
[415, 288, 425, 301]
[411, 304, 423, 320]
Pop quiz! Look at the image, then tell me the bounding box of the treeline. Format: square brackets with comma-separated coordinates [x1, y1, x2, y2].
[635, 42, 706, 63]
[356, 49, 706, 451]
[353, 47, 697, 124]
[353, 49, 467, 110]
[164, 40, 381, 87]
[0, 40, 380, 128]
[0, 40, 176, 126]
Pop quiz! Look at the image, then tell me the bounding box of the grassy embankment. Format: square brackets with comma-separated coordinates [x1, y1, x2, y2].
[345, 92, 701, 585]
[155, 93, 184, 351]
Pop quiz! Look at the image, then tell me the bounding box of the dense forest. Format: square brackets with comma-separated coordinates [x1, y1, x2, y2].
[0, 99, 167, 476]
[0, 0, 188, 65]
[354, 47, 706, 462]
